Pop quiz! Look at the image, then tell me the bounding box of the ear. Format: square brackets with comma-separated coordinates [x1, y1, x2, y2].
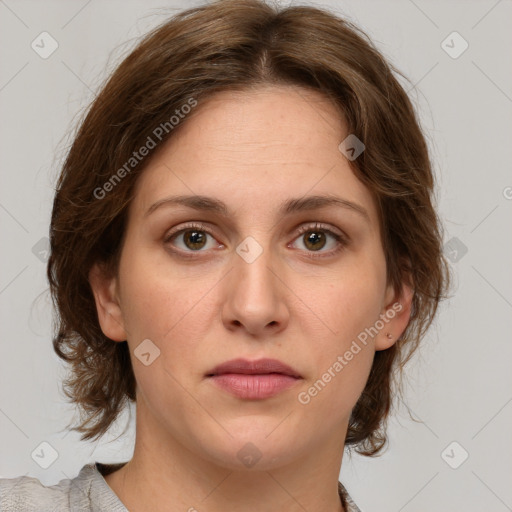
[375, 278, 414, 351]
[88, 262, 127, 342]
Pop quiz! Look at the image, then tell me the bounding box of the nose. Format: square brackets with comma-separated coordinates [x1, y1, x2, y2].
[221, 242, 290, 337]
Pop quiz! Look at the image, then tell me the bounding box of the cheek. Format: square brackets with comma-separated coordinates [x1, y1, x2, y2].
[297, 274, 381, 423]
[294, 254, 385, 402]
[118, 249, 222, 393]
[118, 243, 211, 339]
[122, 268, 208, 417]
[300, 255, 386, 345]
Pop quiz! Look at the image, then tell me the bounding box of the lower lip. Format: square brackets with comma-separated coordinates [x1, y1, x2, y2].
[208, 373, 300, 399]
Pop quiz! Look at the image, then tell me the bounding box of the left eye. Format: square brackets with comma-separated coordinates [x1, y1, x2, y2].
[290, 226, 344, 253]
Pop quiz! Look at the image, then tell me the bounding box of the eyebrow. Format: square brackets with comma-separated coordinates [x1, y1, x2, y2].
[144, 194, 370, 222]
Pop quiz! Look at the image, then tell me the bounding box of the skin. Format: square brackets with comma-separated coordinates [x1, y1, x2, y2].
[89, 84, 413, 512]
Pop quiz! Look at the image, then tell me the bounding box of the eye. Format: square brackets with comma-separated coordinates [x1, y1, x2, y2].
[164, 221, 348, 259]
[290, 223, 347, 258]
[164, 222, 221, 254]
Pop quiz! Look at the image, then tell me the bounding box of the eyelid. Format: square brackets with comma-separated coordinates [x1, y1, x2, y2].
[293, 222, 346, 241]
[163, 221, 219, 244]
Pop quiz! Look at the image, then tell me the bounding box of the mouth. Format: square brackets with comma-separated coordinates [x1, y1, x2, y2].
[206, 358, 302, 400]
[206, 358, 302, 378]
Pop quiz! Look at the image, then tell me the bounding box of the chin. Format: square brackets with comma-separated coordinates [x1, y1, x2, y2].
[196, 430, 305, 472]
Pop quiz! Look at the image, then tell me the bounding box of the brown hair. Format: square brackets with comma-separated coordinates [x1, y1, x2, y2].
[48, 0, 450, 455]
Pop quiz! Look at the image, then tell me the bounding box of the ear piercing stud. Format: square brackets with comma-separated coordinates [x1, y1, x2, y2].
[386, 333, 393, 340]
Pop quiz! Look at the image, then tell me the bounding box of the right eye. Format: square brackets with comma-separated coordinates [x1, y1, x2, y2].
[164, 222, 223, 255]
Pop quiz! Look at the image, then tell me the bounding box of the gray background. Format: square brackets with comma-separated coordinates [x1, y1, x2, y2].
[1, 1, 511, 510]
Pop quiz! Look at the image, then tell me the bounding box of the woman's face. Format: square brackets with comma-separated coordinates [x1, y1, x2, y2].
[91, 85, 411, 470]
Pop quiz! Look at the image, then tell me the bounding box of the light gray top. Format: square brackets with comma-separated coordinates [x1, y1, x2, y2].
[0, 462, 361, 511]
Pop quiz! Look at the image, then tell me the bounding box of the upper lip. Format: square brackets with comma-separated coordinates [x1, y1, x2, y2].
[207, 358, 302, 378]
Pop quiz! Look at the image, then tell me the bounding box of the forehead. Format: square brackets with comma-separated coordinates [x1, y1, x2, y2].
[130, 85, 378, 227]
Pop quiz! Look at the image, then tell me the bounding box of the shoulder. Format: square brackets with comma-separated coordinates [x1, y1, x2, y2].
[0, 470, 75, 511]
[0, 463, 127, 512]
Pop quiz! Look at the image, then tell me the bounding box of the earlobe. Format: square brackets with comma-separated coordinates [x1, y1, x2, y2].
[88, 263, 127, 342]
[375, 282, 414, 351]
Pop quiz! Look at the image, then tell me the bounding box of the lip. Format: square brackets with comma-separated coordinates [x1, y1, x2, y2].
[207, 358, 302, 378]
[206, 358, 302, 400]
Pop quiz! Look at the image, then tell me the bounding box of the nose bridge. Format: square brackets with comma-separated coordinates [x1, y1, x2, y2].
[234, 234, 277, 305]
[222, 234, 288, 334]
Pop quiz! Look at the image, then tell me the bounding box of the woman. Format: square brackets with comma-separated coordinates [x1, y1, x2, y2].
[0, 0, 449, 510]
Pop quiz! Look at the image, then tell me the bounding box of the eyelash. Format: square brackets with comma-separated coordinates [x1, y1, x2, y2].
[163, 222, 348, 260]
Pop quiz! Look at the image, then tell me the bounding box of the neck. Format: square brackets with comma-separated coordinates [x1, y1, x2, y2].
[104, 401, 347, 512]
